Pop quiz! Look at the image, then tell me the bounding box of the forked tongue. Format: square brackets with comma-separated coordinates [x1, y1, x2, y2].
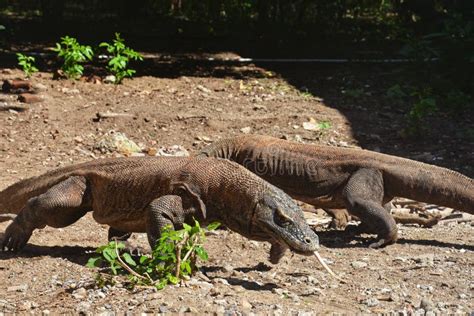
[314, 250, 346, 283]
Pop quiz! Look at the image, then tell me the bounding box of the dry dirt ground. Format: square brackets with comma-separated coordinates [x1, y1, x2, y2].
[0, 64, 473, 314]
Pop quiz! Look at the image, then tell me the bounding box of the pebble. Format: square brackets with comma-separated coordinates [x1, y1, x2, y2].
[76, 301, 91, 313]
[412, 254, 434, 266]
[223, 265, 234, 273]
[420, 298, 435, 311]
[241, 298, 252, 310]
[61, 87, 80, 94]
[7, 284, 28, 292]
[214, 299, 227, 306]
[213, 278, 230, 285]
[32, 83, 48, 91]
[158, 305, 168, 313]
[363, 298, 380, 307]
[351, 261, 368, 269]
[240, 126, 252, 134]
[196, 85, 212, 94]
[103, 75, 116, 84]
[72, 287, 87, 299]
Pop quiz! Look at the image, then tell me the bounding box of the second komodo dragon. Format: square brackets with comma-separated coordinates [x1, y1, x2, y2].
[0, 156, 319, 264]
[200, 135, 474, 248]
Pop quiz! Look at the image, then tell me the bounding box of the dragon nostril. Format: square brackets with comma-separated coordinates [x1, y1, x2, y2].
[304, 237, 312, 244]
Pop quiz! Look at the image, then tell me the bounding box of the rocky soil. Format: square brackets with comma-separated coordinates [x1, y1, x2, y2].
[0, 63, 473, 314]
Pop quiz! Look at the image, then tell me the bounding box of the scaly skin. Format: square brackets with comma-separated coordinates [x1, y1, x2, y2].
[0, 156, 319, 263]
[200, 135, 474, 248]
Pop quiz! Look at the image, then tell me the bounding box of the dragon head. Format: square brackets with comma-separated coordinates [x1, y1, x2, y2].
[252, 186, 319, 262]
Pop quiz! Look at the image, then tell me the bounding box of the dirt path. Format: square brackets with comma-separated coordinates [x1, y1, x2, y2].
[0, 66, 472, 314]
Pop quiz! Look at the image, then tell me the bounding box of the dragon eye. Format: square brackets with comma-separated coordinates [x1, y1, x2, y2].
[274, 207, 292, 227]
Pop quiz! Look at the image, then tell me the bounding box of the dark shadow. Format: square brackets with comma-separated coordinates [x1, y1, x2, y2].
[0, 243, 96, 265]
[396, 238, 474, 251]
[316, 229, 474, 251]
[221, 277, 278, 291]
[235, 262, 273, 273]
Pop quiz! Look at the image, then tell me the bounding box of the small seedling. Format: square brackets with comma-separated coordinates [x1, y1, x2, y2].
[16, 53, 38, 77]
[344, 88, 364, 98]
[87, 220, 220, 290]
[386, 84, 406, 100]
[53, 36, 94, 79]
[99, 33, 143, 84]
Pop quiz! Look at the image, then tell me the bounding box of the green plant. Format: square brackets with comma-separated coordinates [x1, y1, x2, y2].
[16, 53, 38, 77]
[87, 220, 220, 290]
[386, 84, 406, 100]
[317, 121, 332, 129]
[53, 36, 94, 79]
[99, 33, 143, 84]
[444, 90, 471, 113]
[403, 87, 438, 136]
[344, 88, 364, 98]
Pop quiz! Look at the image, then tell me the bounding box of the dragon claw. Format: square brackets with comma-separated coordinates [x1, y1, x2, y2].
[1, 222, 32, 252]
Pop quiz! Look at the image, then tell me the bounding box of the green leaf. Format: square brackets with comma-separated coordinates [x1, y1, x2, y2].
[122, 253, 137, 266]
[102, 247, 117, 262]
[86, 257, 103, 268]
[195, 246, 208, 261]
[206, 222, 221, 231]
[139, 255, 149, 264]
[167, 274, 180, 284]
[182, 223, 192, 232]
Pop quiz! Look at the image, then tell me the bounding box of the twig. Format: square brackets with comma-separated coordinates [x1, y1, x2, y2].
[114, 242, 153, 283]
[313, 251, 346, 284]
[96, 112, 135, 119]
[175, 243, 182, 278]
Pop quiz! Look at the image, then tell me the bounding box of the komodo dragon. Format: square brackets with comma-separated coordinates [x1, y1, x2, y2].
[199, 135, 474, 248]
[0, 156, 319, 264]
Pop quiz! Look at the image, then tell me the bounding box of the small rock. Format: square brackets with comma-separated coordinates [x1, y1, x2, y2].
[420, 298, 435, 311]
[222, 265, 234, 273]
[363, 298, 380, 307]
[75, 301, 91, 313]
[32, 83, 48, 91]
[61, 87, 80, 94]
[241, 298, 252, 310]
[196, 85, 212, 94]
[94, 131, 142, 155]
[156, 145, 189, 157]
[412, 254, 434, 267]
[158, 305, 168, 313]
[18, 93, 43, 104]
[253, 104, 267, 111]
[42, 310, 50, 315]
[213, 278, 229, 285]
[72, 287, 87, 299]
[294, 134, 303, 142]
[351, 261, 368, 269]
[7, 284, 28, 292]
[214, 299, 227, 306]
[103, 75, 116, 84]
[178, 306, 193, 313]
[240, 126, 252, 134]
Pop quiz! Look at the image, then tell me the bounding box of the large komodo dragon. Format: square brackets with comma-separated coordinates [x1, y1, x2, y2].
[0, 156, 319, 264]
[200, 135, 474, 248]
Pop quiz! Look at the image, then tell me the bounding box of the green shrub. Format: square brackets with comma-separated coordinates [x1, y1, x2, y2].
[100, 33, 143, 84]
[87, 220, 220, 290]
[53, 36, 94, 79]
[16, 53, 38, 77]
